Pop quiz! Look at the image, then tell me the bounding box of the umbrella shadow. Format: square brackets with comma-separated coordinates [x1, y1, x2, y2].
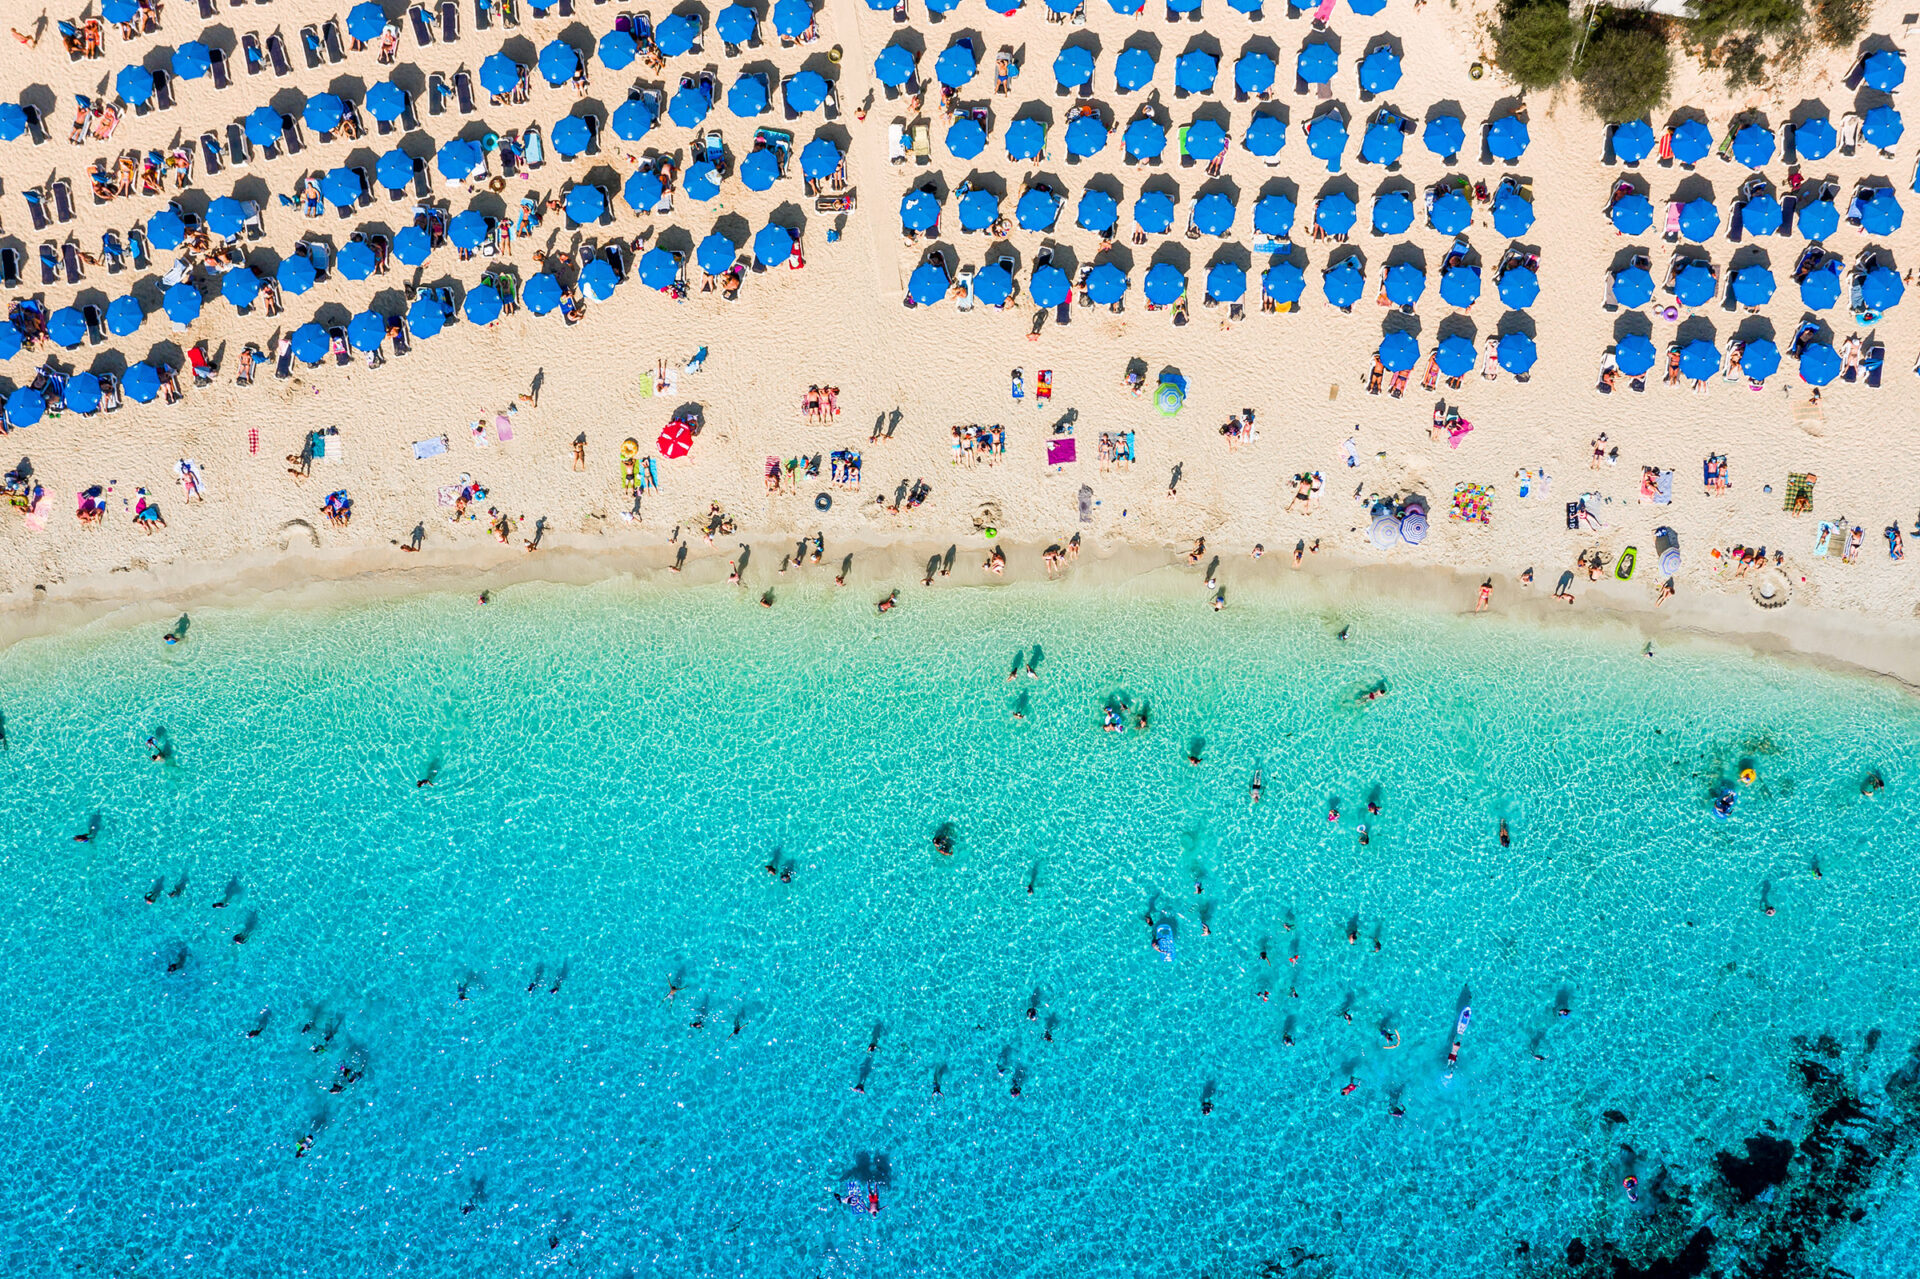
[1149, 241, 1191, 272]
[1670, 173, 1717, 204]
[1384, 242, 1426, 271]
[1613, 311, 1653, 342]
[1734, 315, 1777, 344]
[1259, 174, 1300, 204]
[1675, 315, 1720, 346]
[1496, 309, 1534, 339]
[1435, 314, 1475, 343]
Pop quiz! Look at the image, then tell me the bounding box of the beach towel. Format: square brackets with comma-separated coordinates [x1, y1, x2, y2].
[1450, 483, 1492, 525]
[1047, 438, 1076, 466]
[1783, 472, 1816, 513]
[1078, 484, 1093, 522]
[495, 413, 513, 442]
[1703, 454, 1728, 494]
[413, 435, 448, 460]
[437, 485, 459, 506]
[176, 458, 206, 500]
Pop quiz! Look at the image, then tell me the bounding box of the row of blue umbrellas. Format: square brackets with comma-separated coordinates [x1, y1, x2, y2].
[1603, 333, 1851, 385]
[863, 0, 1388, 18]
[1373, 330, 1535, 375]
[1608, 185, 1901, 240]
[1609, 255, 1902, 313]
[1608, 104, 1903, 167]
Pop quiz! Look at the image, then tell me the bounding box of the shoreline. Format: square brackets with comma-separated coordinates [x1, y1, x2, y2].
[7, 528, 1919, 694]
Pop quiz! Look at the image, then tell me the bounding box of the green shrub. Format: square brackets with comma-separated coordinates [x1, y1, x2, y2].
[1491, 0, 1575, 91]
[1810, 0, 1869, 46]
[1577, 22, 1674, 122]
[1720, 33, 1769, 88]
[1688, 0, 1804, 49]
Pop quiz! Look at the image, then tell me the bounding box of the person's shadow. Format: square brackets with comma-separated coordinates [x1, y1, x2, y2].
[169, 614, 191, 640]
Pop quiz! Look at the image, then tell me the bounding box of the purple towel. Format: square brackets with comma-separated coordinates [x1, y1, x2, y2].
[1046, 438, 1076, 466]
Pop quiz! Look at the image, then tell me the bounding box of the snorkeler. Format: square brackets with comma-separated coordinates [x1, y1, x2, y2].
[1250, 771, 1262, 804]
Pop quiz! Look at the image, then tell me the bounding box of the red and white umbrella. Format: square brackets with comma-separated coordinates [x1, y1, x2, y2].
[656, 419, 693, 458]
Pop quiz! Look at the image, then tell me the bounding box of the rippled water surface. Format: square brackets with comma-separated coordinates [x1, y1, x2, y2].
[2, 580, 1918, 1278]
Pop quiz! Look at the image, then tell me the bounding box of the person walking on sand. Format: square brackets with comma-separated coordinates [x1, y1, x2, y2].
[1475, 579, 1492, 612]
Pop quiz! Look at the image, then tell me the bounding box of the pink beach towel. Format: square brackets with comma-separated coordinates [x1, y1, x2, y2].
[1046, 438, 1077, 466]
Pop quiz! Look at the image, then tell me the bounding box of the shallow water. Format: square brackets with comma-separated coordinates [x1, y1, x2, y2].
[1, 579, 1917, 1277]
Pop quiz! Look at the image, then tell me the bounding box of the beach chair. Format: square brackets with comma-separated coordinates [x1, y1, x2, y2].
[267, 31, 293, 76]
[410, 4, 436, 47]
[956, 264, 976, 311]
[1, 247, 21, 290]
[439, 1, 460, 42]
[152, 70, 175, 111]
[242, 31, 265, 75]
[62, 241, 83, 283]
[209, 47, 231, 90]
[912, 121, 931, 164]
[301, 24, 325, 69]
[198, 131, 223, 177]
[448, 69, 473, 115]
[280, 115, 305, 156]
[427, 72, 449, 116]
[888, 121, 907, 165]
[24, 188, 47, 231]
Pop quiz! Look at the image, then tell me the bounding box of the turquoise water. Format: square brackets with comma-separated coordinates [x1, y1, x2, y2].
[2, 579, 1918, 1277]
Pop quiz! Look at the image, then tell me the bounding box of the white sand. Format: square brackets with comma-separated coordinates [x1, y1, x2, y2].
[1, 0, 1917, 662]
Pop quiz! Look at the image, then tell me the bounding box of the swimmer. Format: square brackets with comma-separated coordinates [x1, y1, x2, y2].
[1201, 1096, 1214, 1116]
[1258, 990, 1269, 1002]
[760, 590, 773, 608]
[1499, 820, 1510, 848]
[163, 633, 180, 645]
[478, 591, 490, 605]
[416, 765, 437, 788]
[1358, 684, 1387, 703]
[877, 589, 898, 614]
[1340, 1077, 1358, 1096]
[666, 979, 682, 1002]
[457, 979, 470, 1002]
[1134, 708, 1149, 731]
[1623, 1176, 1639, 1204]
[1327, 804, 1339, 823]
[1282, 1033, 1294, 1047]
[146, 736, 168, 763]
[1250, 771, 1262, 803]
[1390, 1103, 1405, 1118]
[1336, 625, 1350, 641]
[1358, 824, 1369, 846]
[1381, 1029, 1400, 1049]
[1187, 750, 1201, 766]
[1211, 592, 1224, 611]
[1863, 772, 1885, 796]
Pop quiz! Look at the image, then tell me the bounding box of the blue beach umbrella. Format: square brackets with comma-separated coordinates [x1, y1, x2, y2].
[1423, 114, 1465, 158]
[206, 196, 247, 238]
[538, 40, 579, 86]
[1678, 339, 1719, 380]
[375, 148, 413, 192]
[480, 52, 521, 97]
[449, 210, 488, 250]
[754, 224, 793, 266]
[48, 307, 86, 347]
[1799, 341, 1840, 385]
[1612, 265, 1654, 308]
[656, 15, 697, 57]
[291, 323, 330, 364]
[1612, 119, 1655, 164]
[1017, 187, 1061, 231]
[1498, 266, 1539, 308]
[116, 66, 155, 105]
[1125, 117, 1167, 160]
[1615, 333, 1657, 376]
[1314, 192, 1356, 236]
[1730, 265, 1775, 307]
[1731, 123, 1775, 167]
[304, 93, 345, 134]
[1361, 114, 1403, 165]
[1741, 192, 1782, 237]
[1378, 330, 1419, 371]
[1066, 115, 1108, 157]
[973, 264, 1013, 305]
[347, 2, 389, 42]
[638, 248, 679, 288]
[103, 0, 140, 20]
[1497, 332, 1537, 374]
[728, 75, 769, 118]
[393, 226, 431, 266]
[337, 241, 376, 281]
[277, 254, 317, 294]
[1865, 49, 1907, 92]
[1244, 112, 1286, 157]
[1032, 265, 1071, 308]
[172, 41, 211, 80]
[463, 285, 502, 325]
[221, 267, 260, 306]
[437, 139, 482, 181]
[774, 0, 814, 36]
[946, 117, 987, 159]
[106, 294, 143, 335]
[1297, 42, 1338, 85]
[1486, 114, 1529, 161]
[407, 297, 444, 340]
[348, 311, 387, 352]
[1862, 267, 1904, 311]
[1134, 190, 1175, 234]
[1609, 191, 1652, 235]
[1307, 113, 1348, 170]
[1741, 338, 1780, 379]
[366, 81, 406, 122]
[1863, 105, 1903, 150]
[1144, 262, 1186, 305]
[959, 189, 999, 231]
[1678, 198, 1719, 241]
[1800, 259, 1840, 309]
[1264, 259, 1306, 304]
[1798, 197, 1839, 241]
[565, 184, 606, 224]
[1253, 194, 1296, 237]
[1230, 0, 1264, 10]
[579, 259, 619, 302]
[1176, 50, 1218, 94]
[1429, 190, 1471, 235]
[909, 261, 950, 305]
[1322, 257, 1363, 308]
[598, 30, 640, 70]
[321, 167, 361, 209]
[714, 5, 755, 46]
[740, 149, 779, 191]
[900, 189, 940, 232]
[1086, 263, 1128, 305]
[1006, 118, 1046, 161]
[1670, 118, 1712, 165]
[64, 373, 101, 414]
[875, 45, 915, 88]
[1491, 187, 1534, 238]
[685, 161, 722, 201]
[696, 234, 736, 275]
[612, 99, 654, 142]
[1185, 119, 1228, 160]
[1439, 264, 1480, 308]
[1383, 261, 1423, 306]
[1372, 189, 1413, 235]
[1860, 188, 1903, 235]
[1167, 0, 1200, 13]
[1206, 262, 1246, 302]
[1235, 52, 1277, 95]
[1194, 191, 1235, 235]
[785, 70, 829, 115]
[1077, 189, 1119, 231]
[6, 388, 45, 426]
[937, 44, 977, 88]
[1794, 116, 1837, 161]
[1673, 261, 1716, 306]
[524, 274, 563, 315]
[0, 103, 23, 142]
[123, 364, 161, 403]
[624, 170, 665, 212]
[1116, 47, 1156, 93]
[1358, 46, 1400, 95]
[551, 116, 590, 157]
[162, 282, 200, 324]
[1055, 46, 1096, 88]
[1435, 334, 1476, 377]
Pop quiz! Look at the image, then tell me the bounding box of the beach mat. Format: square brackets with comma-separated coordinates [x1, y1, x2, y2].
[412, 436, 448, 460]
[1047, 438, 1077, 466]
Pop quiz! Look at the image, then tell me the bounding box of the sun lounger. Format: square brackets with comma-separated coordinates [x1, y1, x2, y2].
[0, 248, 18, 289]
[209, 46, 231, 90]
[242, 31, 265, 75]
[454, 69, 476, 114]
[267, 32, 292, 76]
[62, 241, 83, 283]
[912, 122, 930, 163]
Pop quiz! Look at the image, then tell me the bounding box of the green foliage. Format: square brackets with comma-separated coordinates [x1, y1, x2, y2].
[1810, 0, 1869, 46]
[1688, 0, 1805, 50]
[1491, 0, 1575, 91]
[1577, 21, 1674, 122]
[1720, 33, 1769, 88]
